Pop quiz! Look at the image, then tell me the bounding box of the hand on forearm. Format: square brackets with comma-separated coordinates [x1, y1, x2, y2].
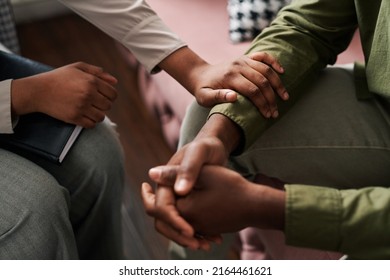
[193, 52, 289, 118]
[158, 47, 288, 118]
[11, 62, 117, 128]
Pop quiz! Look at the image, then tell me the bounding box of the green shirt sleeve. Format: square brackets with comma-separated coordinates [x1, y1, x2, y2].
[209, 0, 358, 152]
[285, 184, 390, 259]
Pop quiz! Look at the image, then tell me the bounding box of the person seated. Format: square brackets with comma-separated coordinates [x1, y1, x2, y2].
[1, 0, 290, 259]
[141, 0, 390, 260]
[0, 49, 125, 259]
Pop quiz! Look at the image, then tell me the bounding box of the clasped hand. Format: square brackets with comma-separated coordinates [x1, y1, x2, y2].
[142, 140, 286, 251]
[142, 135, 228, 250]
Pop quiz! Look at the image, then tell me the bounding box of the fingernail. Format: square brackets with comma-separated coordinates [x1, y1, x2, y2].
[175, 179, 188, 193]
[225, 90, 236, 100]
[283, 91, 289, 100]
[148, 167, 161, 179]
[266, 111, 271, 118]
[272, 110, 279, 118]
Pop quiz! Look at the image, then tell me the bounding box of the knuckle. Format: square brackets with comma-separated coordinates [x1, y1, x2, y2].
[165, 168, 177, 182]
[263, 65, 274, 76]
[188, 140, 203, 152]
[241, 85, 259, 98]
[258, 78, 270, 90]
[78, 91, 92, 103]
[222, 70, 234, 81]
[231, 59, 242, 67]
[214, 89, 222, 101]
[262, 52, 270, 59]
[86, 75, 98, 86]
[177, 165, 189, 177]
[248, 86, 259, 97]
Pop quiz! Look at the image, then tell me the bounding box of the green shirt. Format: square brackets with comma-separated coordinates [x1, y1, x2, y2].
[210, 0, 390, 259]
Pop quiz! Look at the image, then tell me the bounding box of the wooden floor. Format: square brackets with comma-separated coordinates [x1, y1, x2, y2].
[16, 13, 174, 259]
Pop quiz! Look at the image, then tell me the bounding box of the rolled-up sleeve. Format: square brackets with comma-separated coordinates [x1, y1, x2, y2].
[59, 0, 186, 73]
[208, 0, 357, 152]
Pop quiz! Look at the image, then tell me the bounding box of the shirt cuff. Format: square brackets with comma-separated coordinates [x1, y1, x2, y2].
[123, 15, 187, 73]
[208, 94, 265, 154]
[284, 184, 342, 252]
[0, 79, 15, 133]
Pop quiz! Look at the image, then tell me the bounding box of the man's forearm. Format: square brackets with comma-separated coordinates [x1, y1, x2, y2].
[195, 113, 242, 155]
[248, 182, 285, 231]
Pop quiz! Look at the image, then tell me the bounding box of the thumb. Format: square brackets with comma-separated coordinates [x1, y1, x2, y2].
[149, 165, 178, 185]
[196, 88, 237, 107]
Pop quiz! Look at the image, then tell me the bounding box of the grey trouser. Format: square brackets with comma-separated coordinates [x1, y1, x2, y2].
[0, 119, 125, 259]
[172, 65, 390, 259]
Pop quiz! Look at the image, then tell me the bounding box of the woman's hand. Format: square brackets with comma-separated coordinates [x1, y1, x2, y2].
[192, 52, 289, 119]
[11, 62, 118, 128]
[158, 47, 288, 118]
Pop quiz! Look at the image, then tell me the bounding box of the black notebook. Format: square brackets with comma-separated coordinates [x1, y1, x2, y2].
[0, 113, 83, 164]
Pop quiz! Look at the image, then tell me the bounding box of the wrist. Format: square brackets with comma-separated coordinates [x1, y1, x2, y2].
[196, 113, 242, 155]
[246, 182, 285, 231]
[11, 77, 37, 116]
[158, 46, 209, 94]
[11, 72, 51, 116]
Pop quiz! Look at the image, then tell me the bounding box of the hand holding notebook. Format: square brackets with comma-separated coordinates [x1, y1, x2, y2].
[0, 52, 118, 163]
[10, 62, 118, 129]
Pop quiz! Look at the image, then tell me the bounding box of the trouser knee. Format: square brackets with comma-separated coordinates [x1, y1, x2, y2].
[0, 166, 77, 259]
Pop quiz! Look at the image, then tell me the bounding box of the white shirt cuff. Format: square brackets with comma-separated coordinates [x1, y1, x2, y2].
[0, 79, 15, 133]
